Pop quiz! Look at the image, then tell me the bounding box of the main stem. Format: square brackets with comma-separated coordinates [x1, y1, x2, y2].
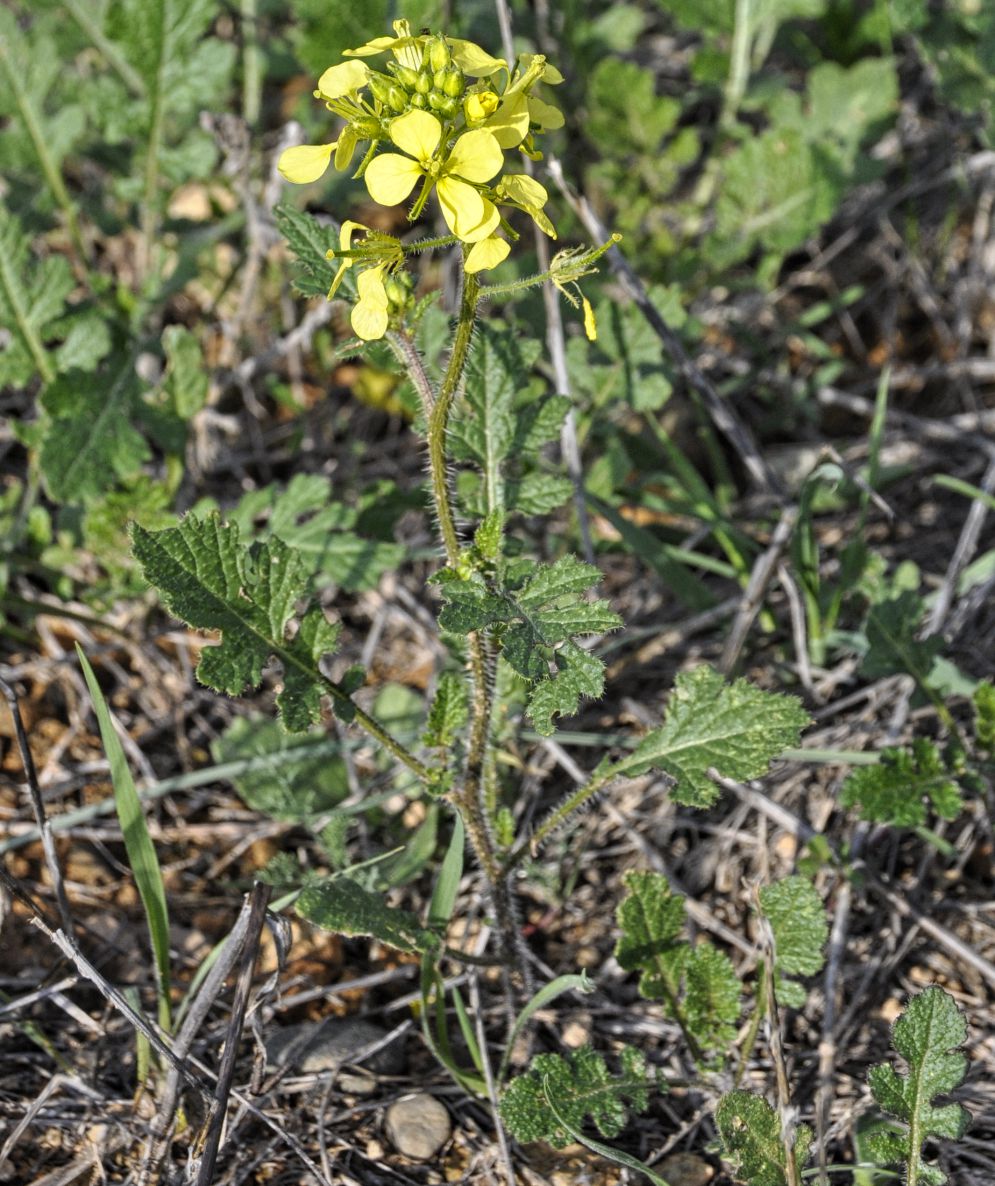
[412, 262, 518, 963]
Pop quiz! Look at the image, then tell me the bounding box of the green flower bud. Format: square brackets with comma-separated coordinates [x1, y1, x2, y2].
[415, 69, 432, 95]
[427, 35, 451, 73]
[433, 69, 449, 91]
[442, 69, 465, 99]
[385, 279, 406, 305]
[366, 73, 394, 106]
[352, 117, 382, 139]
[388, 85, 407, 111]
[410, 92, 428, 109]
[391, 63, 420, 91]
[428, 92, 458, 118]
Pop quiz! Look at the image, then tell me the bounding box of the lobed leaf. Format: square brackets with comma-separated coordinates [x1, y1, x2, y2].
[616, 666, 809, 807]
[422, 672, 469, 749]
[759, 876, 828, 980]
[716, 1090, 812, 1186]
[867, 987, 970, 1186]
[274, 204, 340, 299]
[840, 741, 963, 828]
[131, 514, 341, 731]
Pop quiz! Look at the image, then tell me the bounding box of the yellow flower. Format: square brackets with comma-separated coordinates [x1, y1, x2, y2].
[344, 20, 505, 77]
[495, 174, 556, 238]
[464, 90, 500, 125]
[315, 59, 370, 102]
[364, 109, 503, 243]
[464, 236, 510, 273]
[351, 266, 390, 340]
[325, 220, 369, 299]
[278, 140, 340, 184]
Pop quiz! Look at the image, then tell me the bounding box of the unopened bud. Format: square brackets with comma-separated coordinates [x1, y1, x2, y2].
[385, 279, 406, 305]
[427, 36, 451, 73]
[388, 86, 407, 111]
[415, 70, 432, 95]
[410, 92, 428, 109]
[428, 92, 457, 118]
[367, 73, 394, 105]
[442, 69, 465, 99]
[391, 64, 420, 91]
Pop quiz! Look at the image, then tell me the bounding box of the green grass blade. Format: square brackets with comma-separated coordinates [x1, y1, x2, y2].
[77, 644, 172, 1032]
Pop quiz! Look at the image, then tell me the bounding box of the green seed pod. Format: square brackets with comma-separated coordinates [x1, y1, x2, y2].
[427, 36, 451, 73]
[415, 70, 432, 95]
[442, 69, 465, 99]
[391, 63, 420, 91]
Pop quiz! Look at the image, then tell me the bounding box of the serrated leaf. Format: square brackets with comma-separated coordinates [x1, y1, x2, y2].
[614, 870, 687, 1000]
[39, 354, 150, 502]
[760, 876, 828, 980]
[868, 987, 970, 1186]
[617, 666, 808, 807]
[507, 471, 574, 515]
[840, 741, 963, 827]
[211, 716, 348, 821]
[228, 474, 404, 592]
[500, 1044, 658, 1149]
[684, 944, 741, 1051]
[973, 681, 995, 752]
[297, 876, 439, 954]
[422, 672, 469, 748]
[716, 1091, 812, 1186]
[274, 203, 339, 299]
[131, 514, 341, 731]
[162, 324, 208, 419]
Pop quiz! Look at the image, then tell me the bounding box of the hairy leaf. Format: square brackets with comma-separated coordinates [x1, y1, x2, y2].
[500, 1045, 658, 1149]
[131, 514, 341, 731]
[973, 681, 995, 752]
[40, 354, 150, 502]
[297, 876, 439, 954]
[867, 987, 970, 1186]
[840, 741, 963, 827]
[759, 876, 828, 997]
[684, 944, 741, 1052]
[862, 590, 944, 686]
[716, 1090, 812, 1186]
[423, 673, 469, 749]
[616, 666, 808, 807]
[274, 204, 340, 299]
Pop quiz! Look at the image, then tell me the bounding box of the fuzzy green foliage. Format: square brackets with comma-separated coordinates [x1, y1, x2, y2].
[614, 871, 740, 1056]
[450, 324, 573, 517]
[614, 666, 809, 807]
[716, 1090, 813, 1186]
[296, 876, 440, 954]
[500, 1045, 658, 1149]
[434, 553, 621, 735]
[759, 875, 828, 1008]
[225, 473, 405, 593]
[867, 987, 970, 1186]
[422, 673, 469, 749]
[274, 204, 340, 300]
[840, 740, 964, 828]
[861, 590, 945, 685]
[974, 681, 995, 752]
[131, 515, 342, 731]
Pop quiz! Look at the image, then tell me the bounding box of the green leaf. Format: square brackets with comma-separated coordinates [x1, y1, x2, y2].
[500, 1045, 658, 1149]
[227, 474, 404, 592]
[274, 204, 339, 299]
[617, 666, 809, 807]
[162, 324, 208, 420]
[867, 987, 970, 1186]
[77, 645, 171, 1031]
[973, 681, 995, 752]
[210, 716, 348, 821]
[840, 741, 964, 828]
[423, 672, 469, 749]
[428, 814, 464, 928]
[0, 204, 72, 386]
[862, 590, 944, 685]
[716, 1090, 812, 1186]
[297, 876, 439, 954]
[614, 870, 688, 1000]
[759, 875, 828, 982]
[131, 514, 341, 731]
[684, 944, 741, 1052]
[39, 353, 150, 503]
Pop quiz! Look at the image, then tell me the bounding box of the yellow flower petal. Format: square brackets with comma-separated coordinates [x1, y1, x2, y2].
[528, 94, 564, 129]
[446, 129, 504, 184]
[542, 62, 564, 84]
[448, 39, 507, 76]
[464, 91, 500, 123]
[324, 221, 368, 299]
[498, 174, 548, 208]
[437, 178, 500, 242]
[352, 267, 390, 340]
[316, 59, 370, 100]
[277, 142, 337, 184]
[464, 236, 510, 273]
[389, 109, 443, 162]
[582, 296, 597, 341]
[390, 20, 424, 71]
[364, 152, 423, 206]
[343, 34, 397, 58]
[484, 92, 530, 149]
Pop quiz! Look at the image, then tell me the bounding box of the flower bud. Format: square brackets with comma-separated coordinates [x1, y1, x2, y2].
[427, 92, 458, 118]
[464, 90, 499, 123]
[391, 63, 420, 91]
[415, 70, 432, 95]
[426, 35, 451, 73]
[433, 69, 449, 91]
[385, 278, 406, 305]
[410, 92, 428, 109]
[367, 73, 394, 105]
[388, 86, 407, 111]
[442, 69, 465, 99]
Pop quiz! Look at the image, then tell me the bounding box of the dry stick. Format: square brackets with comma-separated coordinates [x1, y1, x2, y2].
[925, 454, 995, 636]
[716, 773, 995, 992]
[776, 562, 816, 702]
[469, 968, 518, 1186]
[0, 678, 76, 939]
[719, 504, 798, 675]
[545, 156, 784, 498]
[195, 882, 272, 1186]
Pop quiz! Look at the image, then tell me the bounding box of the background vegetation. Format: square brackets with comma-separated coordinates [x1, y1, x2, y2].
[1, 0, 994, 1183]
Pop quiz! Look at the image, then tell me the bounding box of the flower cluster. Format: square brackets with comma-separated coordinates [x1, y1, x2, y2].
[277, 21, 595, 340]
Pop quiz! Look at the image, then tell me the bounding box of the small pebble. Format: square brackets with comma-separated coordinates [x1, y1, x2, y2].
[384, 1093, 452, 1160]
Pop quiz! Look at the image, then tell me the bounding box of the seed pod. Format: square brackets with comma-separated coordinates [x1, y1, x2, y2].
[427, 36, 451, 73]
